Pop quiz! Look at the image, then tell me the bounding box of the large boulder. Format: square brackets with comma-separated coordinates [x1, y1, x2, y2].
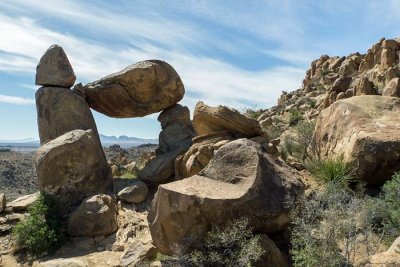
[383, 77, 400, 97]
[193, 102, 263, 138]
[35, 129, 111, 208]
[148, 139, 304, 254]
[68, 194, 117, 237]
[312, 95, 400, 185]
[117, 180, 149, 204]
[6, 192, 38, 212]
[77, 60, 184, 118]
[175, 131, 233, 179]
[35, 45, 76, 88]
[139, 104, 194, 185]
[36, 87, 100, 145]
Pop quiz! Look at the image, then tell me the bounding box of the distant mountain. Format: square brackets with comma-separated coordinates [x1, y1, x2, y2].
[99, 134, 158, 146]
[0, 138, 39, 144]
[0, 135, 158, 149]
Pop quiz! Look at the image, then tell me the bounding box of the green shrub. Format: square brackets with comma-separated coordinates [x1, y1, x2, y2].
[289, 109, 302, 126]
[13, 193, 66, 257]
[281, 120, 316, 162]
[306, 158, 354, 187]
[290, 182, 385, 267]
[178, 218, 263, 267]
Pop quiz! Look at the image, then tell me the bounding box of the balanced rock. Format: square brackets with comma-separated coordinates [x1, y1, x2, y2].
[117, 180, 149, 204]
[382, 77, 400, 97]
[77, 60, 184, 118]
[35, 45, 76, 88]
[35, 129, 111, 208]
[36, 87, 100, 145]
[68, 194, 117, 237]
[148, 139, 304, 254]
[139, 104, 194, 185]
[312, 95, 400, 185]
[175, 131, 233, 179]
[193, 102, 263, 138]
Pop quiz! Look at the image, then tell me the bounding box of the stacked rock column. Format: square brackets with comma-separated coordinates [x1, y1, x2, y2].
[34, 45, 111, 209]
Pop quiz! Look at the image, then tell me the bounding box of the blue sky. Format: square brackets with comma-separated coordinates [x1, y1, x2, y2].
[1, 0, 400, 140]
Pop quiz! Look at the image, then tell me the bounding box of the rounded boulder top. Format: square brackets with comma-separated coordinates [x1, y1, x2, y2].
[35, 44, 76, 88]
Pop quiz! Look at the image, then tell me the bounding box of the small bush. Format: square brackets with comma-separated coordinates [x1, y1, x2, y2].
[306, 158, 354, 187]
[281, 120, 316, 162]
[13, 193, 66, 257]
[290, 182, 385, 267]
[178, 218, 263, 267]
[289, 109, 302, 126]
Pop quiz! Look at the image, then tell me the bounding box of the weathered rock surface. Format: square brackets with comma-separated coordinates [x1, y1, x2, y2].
[35, 130, 111, 208]
[383, 77, 400, 97]
[68, 194, 117, 237]
[313, 95, 400, 184]
[193, 102, 263, 138]
[36, 86, 100, 145]
[77, 60, 184, 118]
[365, 236, 400, 266]
[139, 104, 194, 185]
[175, 131, 233, 179]
[33, 258, 88, 267]
[35, 45, 76, 88]
[119, 241, 157, 267]
[6, 192, 38, 212]
[148, 139, 304, 254]
[117, 180, 149, 204]
[256, 235, 288, 267]
[354, 76, 375, 96]
[0, 193, 5, 213]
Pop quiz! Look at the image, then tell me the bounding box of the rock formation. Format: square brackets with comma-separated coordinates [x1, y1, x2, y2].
[193, 101, 263, 138]
[35, 45, 76, 88]
[148, 139, 304, 254]
[138, 104, 194, 185]
[67, 194, 118, 237]
[35, 86, 100, 145]
[35, 130, 111, 208]
[312, 95, 400, 185]
[75, 60, 185, 118]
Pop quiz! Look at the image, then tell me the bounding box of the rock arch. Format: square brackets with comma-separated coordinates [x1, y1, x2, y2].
[34, 45, 194, 208]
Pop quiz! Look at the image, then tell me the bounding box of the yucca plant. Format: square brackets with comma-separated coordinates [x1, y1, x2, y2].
[306, 158, 355, 187]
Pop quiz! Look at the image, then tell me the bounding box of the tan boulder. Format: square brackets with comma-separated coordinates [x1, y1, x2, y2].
[35, 130, 111, 208]
[6, 192, 38, 212]
[365, 236, 400, 266]
[36, 87, 100, 145]
[383, 39, 399, 50]
[383, 77, 400, 97]
[312, 96, 400, 184]
[193, 102, 263, 138]
[148, 139, 304, 254]
[111, 165, 121, 177]
[329, 77, 352, 93]
[175, 131, 233, 179]
[67, 194, 117, 237]
[117, 180, 149, 204]
[35, 45, 76, 88]
[33, 258, 88, 267]
[78, 60, 184, 118]
[354, 76, 376, 96]
[119, 240, 157, 267]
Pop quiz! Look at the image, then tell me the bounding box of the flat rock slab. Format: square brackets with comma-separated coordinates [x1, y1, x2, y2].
[78, 60, 184, 118]
[193, 101, 263, 138]
[35, 45, 76, 88]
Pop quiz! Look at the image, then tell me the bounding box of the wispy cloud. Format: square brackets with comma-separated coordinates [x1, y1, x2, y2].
[0, 94, 35, 105]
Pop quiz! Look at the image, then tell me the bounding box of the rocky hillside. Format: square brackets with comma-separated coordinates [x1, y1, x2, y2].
[2, 38, 400, 267]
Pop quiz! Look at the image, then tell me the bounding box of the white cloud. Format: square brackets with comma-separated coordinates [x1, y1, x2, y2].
[0, 11, 305, 110]
[0, 94, 35, 105]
